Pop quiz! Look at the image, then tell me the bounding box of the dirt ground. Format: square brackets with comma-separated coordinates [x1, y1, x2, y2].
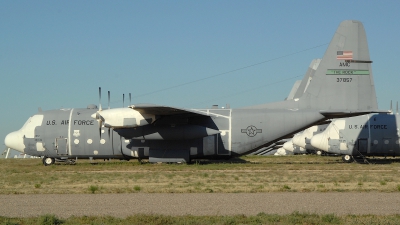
[1, 192, 400, 218]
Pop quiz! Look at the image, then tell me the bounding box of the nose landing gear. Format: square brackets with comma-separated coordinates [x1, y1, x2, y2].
[342, 154, 354, 163]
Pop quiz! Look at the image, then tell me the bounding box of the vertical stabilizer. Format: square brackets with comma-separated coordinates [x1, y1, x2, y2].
[286, 80, 302, 100]
[293, 59, 321, 99]
[299, 20, 378, 112]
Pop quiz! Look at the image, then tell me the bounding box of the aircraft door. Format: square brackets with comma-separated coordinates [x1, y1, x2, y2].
[382, 138, 392, 155]
[55, 138, 68, 155]
[357, 139, 368, 154]
[217, 132, 230, 155]
[203, 135, 216, 156]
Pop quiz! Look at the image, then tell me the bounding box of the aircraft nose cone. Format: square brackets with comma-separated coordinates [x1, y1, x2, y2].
[4, 131, 25, 153]
[310, 133, 329, 152]
[275, 148, 287, 156]
[283, 140, 295, 152]
[292, 134, 306, 148]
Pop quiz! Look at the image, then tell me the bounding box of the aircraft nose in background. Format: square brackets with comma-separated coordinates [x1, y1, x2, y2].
[310, 133, 329, 152]
[292, 134, 306, 148]
[283, 140, 295, 152]
[4, 131, 25, 153]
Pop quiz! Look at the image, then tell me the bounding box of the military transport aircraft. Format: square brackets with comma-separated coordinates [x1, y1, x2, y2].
[292, 124, 329, 155]
[5, 20, 381, 165]
[310, 111, 399, 163]
[282, 139, 306, 155]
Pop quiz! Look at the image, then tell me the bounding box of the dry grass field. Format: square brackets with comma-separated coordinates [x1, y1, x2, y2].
[1, 155, 400, 194]
[2, 155, 400, 224]
[2, 212, 400, 225]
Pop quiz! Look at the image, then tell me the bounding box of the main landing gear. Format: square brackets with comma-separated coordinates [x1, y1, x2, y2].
[42, 157, 55, 166]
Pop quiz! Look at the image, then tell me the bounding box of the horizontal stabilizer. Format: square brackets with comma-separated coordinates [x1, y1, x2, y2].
[320, 110, 390, 119]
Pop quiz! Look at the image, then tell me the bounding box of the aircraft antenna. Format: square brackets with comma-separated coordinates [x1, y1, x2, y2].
[397, 101, 399, 114]
[108, 91, 110, 109]
[129, 93, 132, 106]
[98, 87, 102, 111]
[390, 100, 393, 114]
[123, 94, 125, 107]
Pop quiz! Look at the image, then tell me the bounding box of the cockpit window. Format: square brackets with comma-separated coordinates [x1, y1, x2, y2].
[20, 115, 44, 138]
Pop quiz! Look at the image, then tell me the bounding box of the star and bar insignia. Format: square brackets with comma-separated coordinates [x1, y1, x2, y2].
[241, 125, 262, 137]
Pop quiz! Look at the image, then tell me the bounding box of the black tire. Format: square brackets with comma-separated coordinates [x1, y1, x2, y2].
[67, 159, 76, 165]
[342, 154, 354, 163]
[43, 157, 55, 166]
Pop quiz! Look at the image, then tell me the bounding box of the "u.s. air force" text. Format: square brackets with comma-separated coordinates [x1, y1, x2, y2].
[348, 124, 388, 129]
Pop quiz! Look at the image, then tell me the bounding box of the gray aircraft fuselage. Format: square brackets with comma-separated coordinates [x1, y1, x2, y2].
[12, 105, 325, 163]
[311, 113, 400, 158]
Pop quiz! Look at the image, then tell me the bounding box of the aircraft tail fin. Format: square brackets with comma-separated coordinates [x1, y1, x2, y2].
[293, 59, 321, 99]
[299, 20, 378, 112]
[285, 80, 302, 100]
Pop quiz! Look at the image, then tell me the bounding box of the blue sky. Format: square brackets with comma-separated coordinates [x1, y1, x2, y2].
[1, 0, 400, 147]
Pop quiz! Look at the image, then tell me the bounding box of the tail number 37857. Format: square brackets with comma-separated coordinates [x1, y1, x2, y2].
[337, 78, 352, 82]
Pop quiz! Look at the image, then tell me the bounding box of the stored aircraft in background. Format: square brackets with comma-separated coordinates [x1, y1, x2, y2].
[5, 20, 381, 165]
[310, 111, 398, 162]
[268, 124, 329, 156]
[292, 124, 329, 155]
[251, 138, 289, 156]
[282, 139, 306, 155]
[1, 148, 36, 159]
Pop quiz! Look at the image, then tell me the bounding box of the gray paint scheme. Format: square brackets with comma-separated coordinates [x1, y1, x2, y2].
[311, 113, 400, 159]
[286, 80, 302, 101]
[5, 20, 381, 164]
[292, 59, 321, 100]
[253, 59, 321, 156]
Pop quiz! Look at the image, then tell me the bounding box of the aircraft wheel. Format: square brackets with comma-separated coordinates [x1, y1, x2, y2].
[67, 159, 76, 165]
[316, 150, 322, 156]
[43, 157, 55, 166]
[342, 155, 354, 163]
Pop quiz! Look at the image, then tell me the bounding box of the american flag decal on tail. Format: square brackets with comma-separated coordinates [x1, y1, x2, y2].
[337, 51, 353, 60]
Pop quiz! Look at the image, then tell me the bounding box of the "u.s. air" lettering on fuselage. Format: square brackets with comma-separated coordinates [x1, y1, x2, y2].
[348, 124, 388, 129]
[46, 120, 56, 125]
[46, 120, 68, 125]
[45, 120, 94, 126]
